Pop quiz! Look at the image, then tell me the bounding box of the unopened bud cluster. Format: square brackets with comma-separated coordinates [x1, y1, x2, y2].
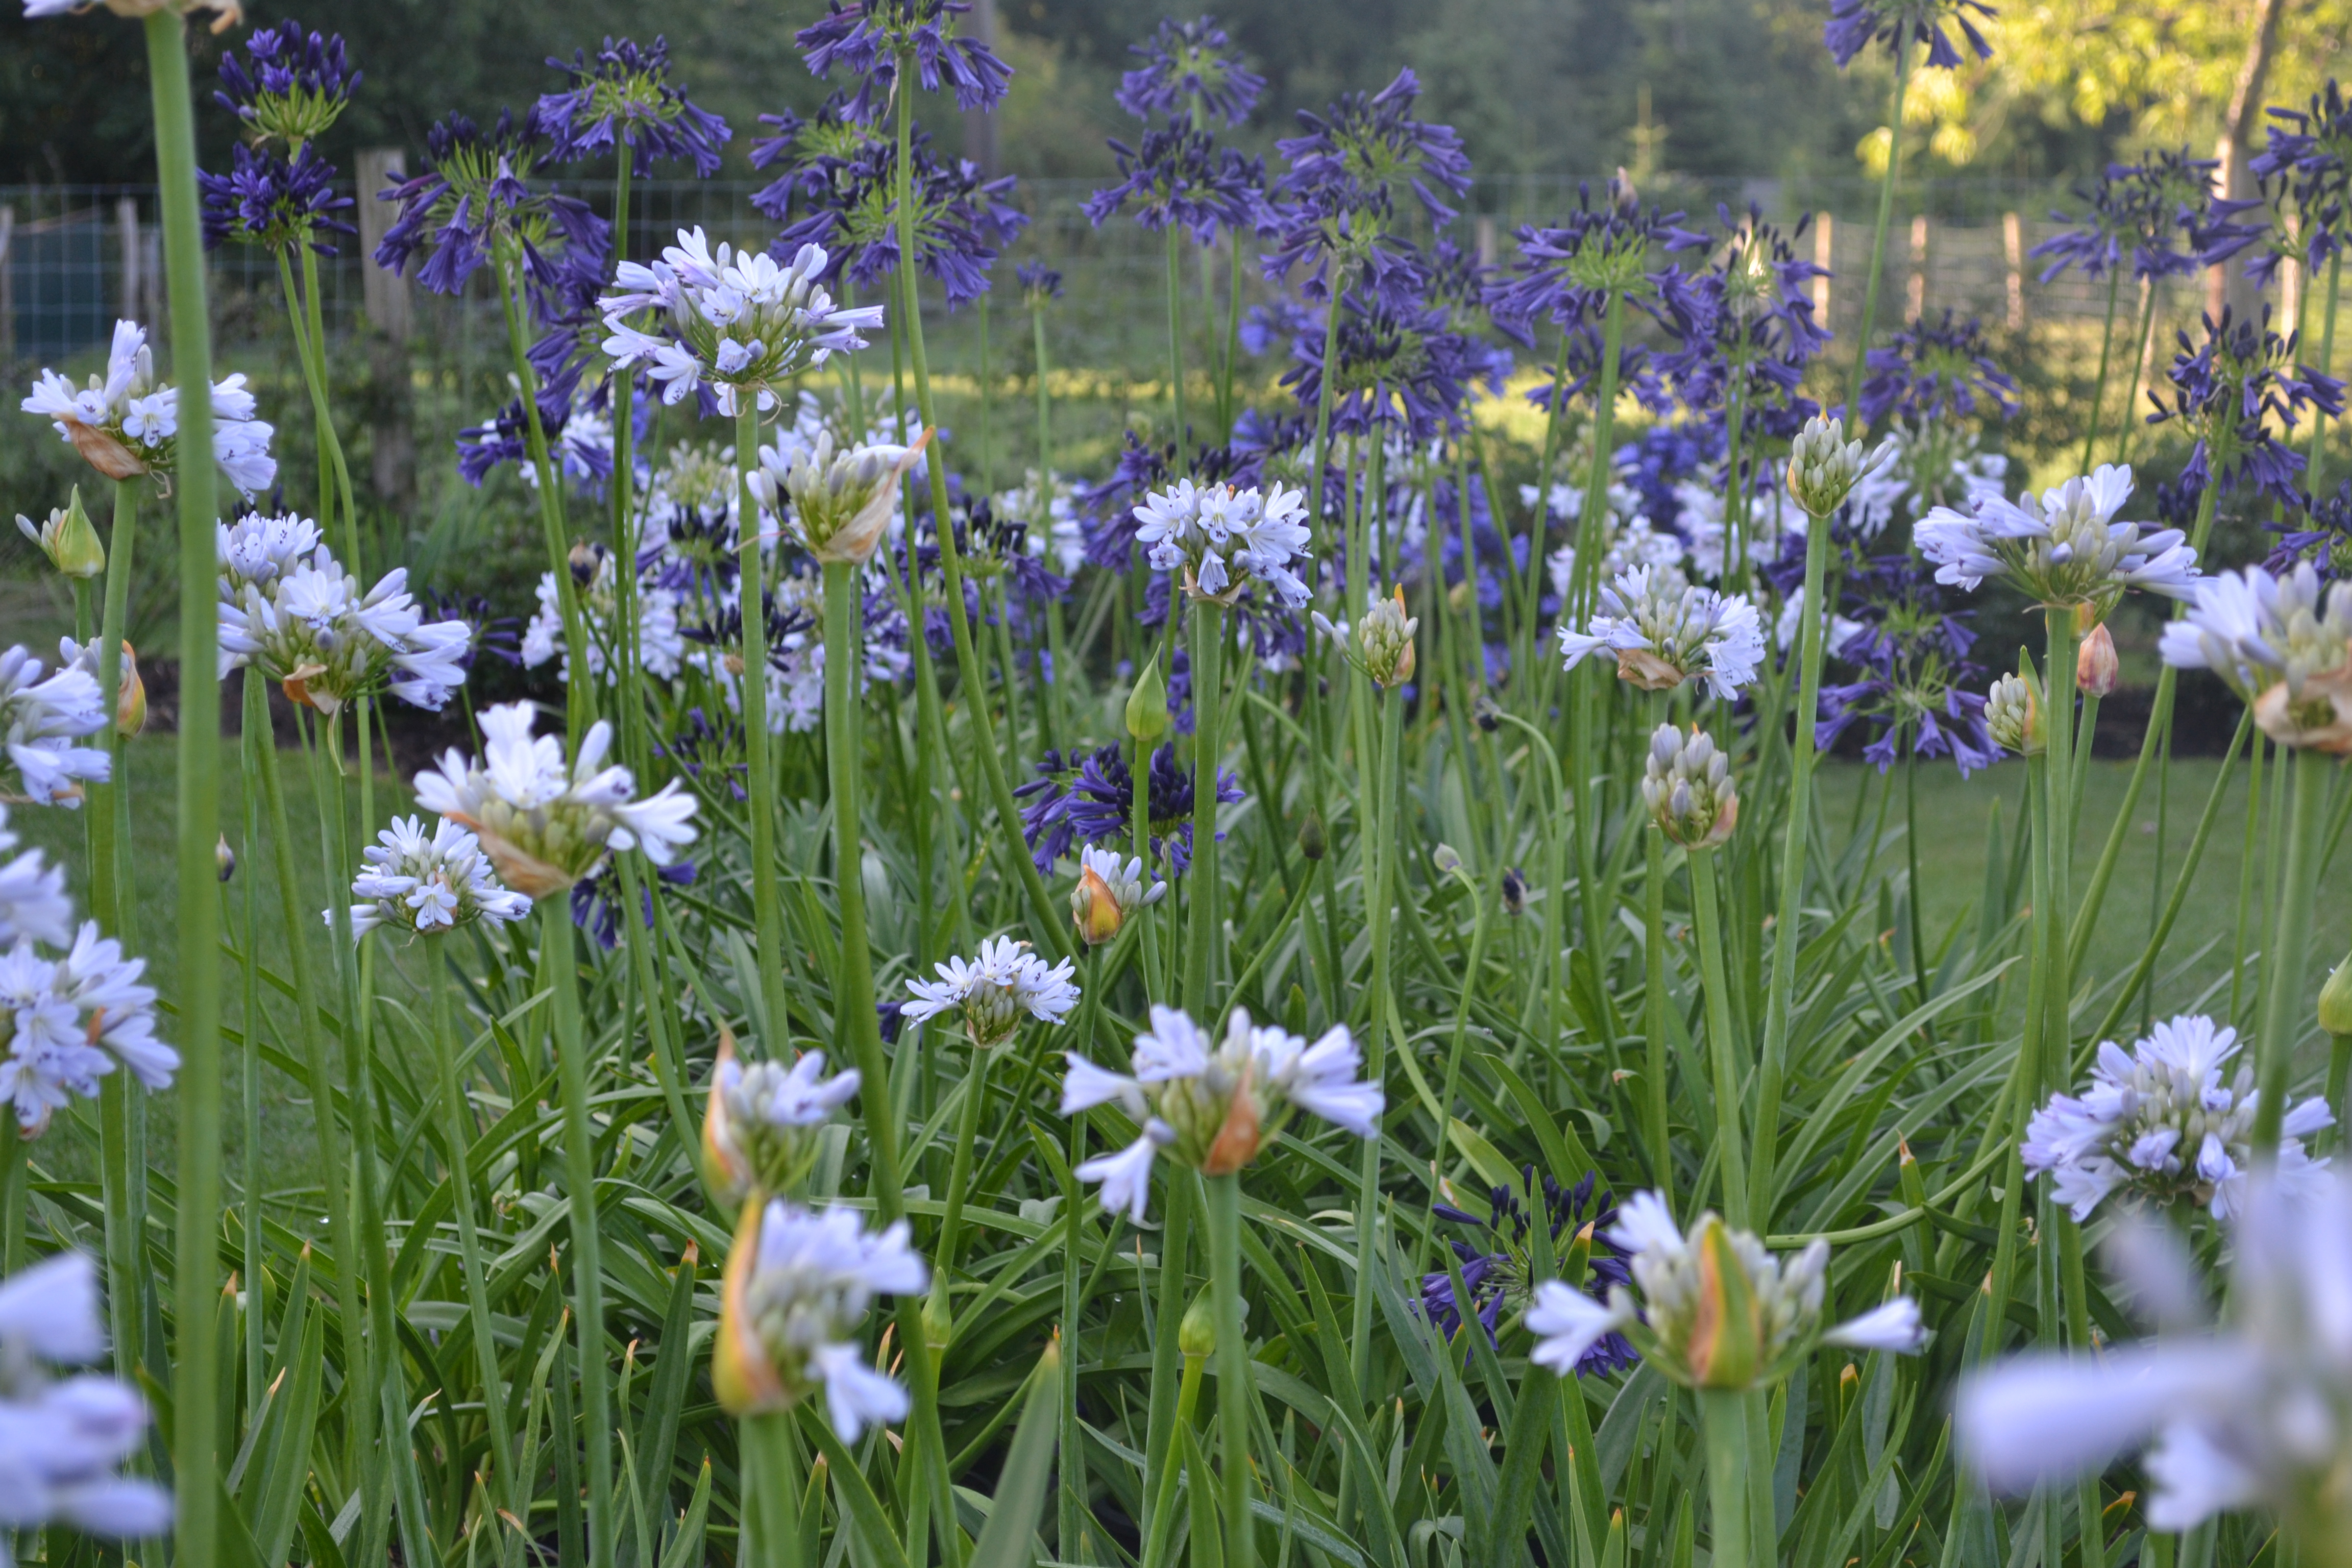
[1985, 671, 2044, 756]
[1312, 586, 1418, 689]
[1640, 724, 1737, 849]
[1071, 844, 1164, 947]
[1785, 416, 1886, 518]
[769, 430, 926, 566]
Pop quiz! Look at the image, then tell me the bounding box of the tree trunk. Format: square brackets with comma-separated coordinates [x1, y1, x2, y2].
[2208, 0, 2290, 324]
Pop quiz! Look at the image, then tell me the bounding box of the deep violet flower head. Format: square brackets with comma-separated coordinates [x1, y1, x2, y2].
[796, 0, 1012, 126]
[2250, 85, 2352, 282]
[1087, 125, 1269, 243]
[1659, 205, 1830, 411]
[1116, 16, 1263, 128]
[214, 19, 358, 149]
[1816, 555, 2002, 775]
[1858, 311, 2018, 429]
[534, 36, 732, 177]
[1485, 176, 1710, 343]
[199, 141, 354, 257]
[1424, 1169, 1638, 1376]
[754, 110, 1026, 308]
[374, 111, 611, 304]
[1017, 262, 1064, 305]
[1264, 69, 1469, 304]
[1015, 743, 1242, 877]
[1281, 285, 1487, 442]
[2266, 480, 2352, 581]
[2148, 307, 2347, 511]
[2028, 154, 2256, 285]
[1824, 0, 1995, 70]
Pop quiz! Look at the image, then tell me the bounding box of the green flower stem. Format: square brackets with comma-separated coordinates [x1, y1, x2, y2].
[1689, 848, 1750, 1229]
[2253, 747, 2330, 1150]
[2080, 268, 2124, 471]
[824, 557, 900, 1209]
[1131, 737, 1165, 1005]
[610, 155, 648, 775]
[2042, 608, 2080, 1099]
[236, 675, 265, 1415]
[493, 253, 594, 743]
[1185, 599, 1227, 1014]
[1139, 1174, 1196, 1568]
[732, 408, 794, 1057]
[1219, 235, 1243, 441]
[1844, 30, 1914, 426]
[1139, 1325, 1207, 1568]
[934, 1043, 994, 1281]
[1520, 331, 1573, 690]
[1642, 815, 1674, 1205]
[1420, 862, 1491, 1256]
[2111, 279, 2160, 468]
[2059, 1211, 2105, 1568]
[744, 1410, 806, 1568]
[545, 902, 617, 1568]
[143, 18, 224, 1564]
[1750, 504, 1834, 1221]
[614, 854, 696, 1163]
[90, 476, 138, 1381]
[893, 75, 1072, 964]
[1032, 300, 1071, 752]
[1700, 1388, 1754, 1568]
[1059, 954, 1100, 1563]
[1350, 689, 1402, 1387]
[2311, 251, 2344, 497]
[1166, 224, 1189, 476]
[1206, 1170, 1254, 1568]
[426, 941, 521, 1512]
[1487, 709, 1567, 1129]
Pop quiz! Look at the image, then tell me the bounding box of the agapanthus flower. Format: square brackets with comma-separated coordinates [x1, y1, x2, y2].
[0, 923, 175, 1134]
[702, 1036, 862, 1200]
[1423, 1170, 1637, 1374]
[1132, 478, 1312, 606]
[20, 319, 277, 497]
[0, 1252, 173, 1544]
[1958, 1169, 2352, 1538]
[1069, 844, 1165, 947]
[1265, 69, 1467, 305]
[761, 430, 923, 565]
[1658, 206, 1830, 413]
[1281, 284, 1485, 442]
[2266, 480, 2352, 581]
[1312, 585, 1418, 689]
[1823, 0, 1995, 69]
[2022, 1014, 2330, 1223]
[1016, 261, 1063, 305]
[1017, 743, 1242, 876]
[1917, 463, 2198, 612]
[1983, 669, 2043, 756]
[1087, 125, 1267, 243]
[1641, 722, 1739, 848]
[213, 19, 357, 148]
[0, 646, 109, 808]
[1526, 1192, 1926, 1393]
[2147, 307, 2345, 511]
[215, 516, 473, 715]
[1062, 1004, 1383, 1219]
[714, 1198, 927, 1440]
[993, 471, 1085, 576]
[374, 110, 610, 306]
[600, 228, 883, 417]
[340, 814, 531, 941]
[535, 36, 731, 176]
[1486, 177, 1709, 341]
[0, 808, 71, 952]
[1116, 15, 1263, 128]
[411, 701, 698, 898]
[1857, 311, 2018, 429]
[1558, 565, 1765, 700]
[1816, 553, 2003, 774]
[2250, 84, 2352, 279]
[2031, 152, 2258, 286]
[795, 0, 1012, 124]
[2161, 562, 2352, 751]
[902, 935, 1080, 1048]
[457, 382, 615, 492]
[198, 141, 355, 257]
[521, 548, 685, 688]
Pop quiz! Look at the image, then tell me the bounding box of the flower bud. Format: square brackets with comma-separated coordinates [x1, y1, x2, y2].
[1070, 846, 1163, 948]
[1179, 1286, 1218, 1358]
[16, 488, 106, 579]
[1297, 810, 1327, 862]
[1071, 865, 1121, 947]
[1474, 695, 1502, 733]
[1784, 415, 1888, 518]
[1986, 670, 2044, 757]
[1125, 652, 1170, 743]
[922, 1278, 955, 1353]
[788, 429, 932, 566]
[112, 643, 146, 737]
[2076, 622, 2119, 698]
[216, 835, 237, 884]
[2320, 955, 2352, 1039]
[1432, 843, 1463, 876]
[1640, 723, 1738, 850]
[1500, 867, 1528, 917]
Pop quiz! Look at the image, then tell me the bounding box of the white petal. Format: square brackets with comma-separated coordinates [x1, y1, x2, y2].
[1525, 1281, 1628, 1375]
[1823, 1298, 1927, 1355]
[1954, 1345, 2252, 1495]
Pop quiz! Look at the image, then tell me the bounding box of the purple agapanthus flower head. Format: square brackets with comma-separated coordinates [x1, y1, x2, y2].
[2250, 84, 2352, 280]
[215, 19, 358, 148]
[572, 859, 697, 950]
[796, 0, 1013, 124]
[1281, 282, 1486, 442]
[1814, 553, 2001, 775]
[199, 141, 355, 257]
[753, 107, 1025, 308]
[1014, 743, 1241, 876]
[375, 110, 611, 304]
[1264, 68, 1468, 304]
[534, 36, 733, 177]
[1521, 325, 1674, 421]
[1858, 310, 2018, 428]
[1116, 14, 1264, 128]
[2149, 306, 2347, 512]
[1017, 261, 1064, 304]
[1424, 1169, 1638, 1375]
[1824, 0, 1995, 70]
[1086, 124, 1270, 243]
[1657, 205, 1829, 412]
[1485, 176, 1710, 343]
[2266, 480, 2352, 580]
[421, 592, 523, 673]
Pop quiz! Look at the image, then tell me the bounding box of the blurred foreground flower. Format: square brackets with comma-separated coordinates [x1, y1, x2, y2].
[2161, 562, 2352, 752]
[0, 646, 110, 807]
[702, 1033, 861, 1201]
[0, 1252, 172, 1544]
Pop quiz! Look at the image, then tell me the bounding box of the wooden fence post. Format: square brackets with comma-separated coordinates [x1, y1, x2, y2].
[2003, 211, 2025, 329]
[1812, 212, 1832, 326]
[356, 148, 415, 508]
[1906, 212, 1928, 322]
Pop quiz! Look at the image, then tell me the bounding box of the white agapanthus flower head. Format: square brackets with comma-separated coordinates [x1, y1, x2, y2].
[410, 701, 698, 899]
[763, 429, 927, 566]
[519, 548, 687, 686]
[1558, 565, 1765, 700]
[215, 517, 471, 715]
[1542, 484, 1688, 604]
[714, 1198, 927, 1440]
[2160, 562, 2352, 753]
[702, 1034, 862, 1201]
[1958, 1169, 2352, 1540]
[1062, 1004, 1385, 1219]
[1668, 481, 1776, 582]
[338, 815, 531, 942]
[1917, 463, 2198, 613]
[902, 935, 1080, 1048]
[2022, 1013, 2333, 1223]
[600, 230, 884, 418]
[1311, 585, 1419, 689]
[0, 922, 176, 1135]
[0, 1251, 173, 1549]
[1641, 722, 1738, 849]
[1525, 1190, 1925, 1394]
[1070, 843, 1165, 947]
[1132, 478, 1313, 608]
[0, 807, 72, 952]
[0, 645, 110, 808]
[19, 319, 275, 497]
